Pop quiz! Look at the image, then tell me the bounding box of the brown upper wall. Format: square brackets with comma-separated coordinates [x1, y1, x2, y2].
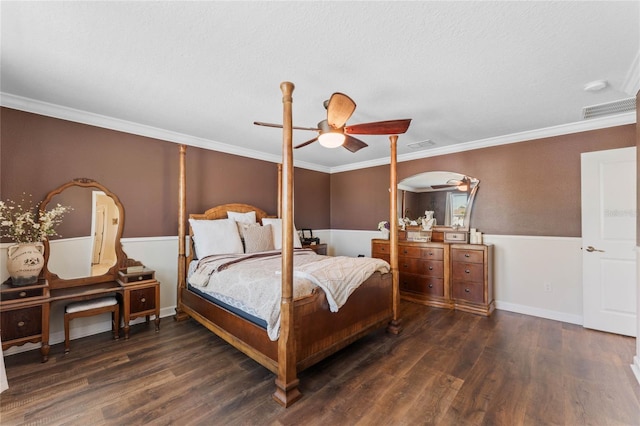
[332, 125, 636, 237]
[0, 108, 330, 239]
[1, 108, 635, 239]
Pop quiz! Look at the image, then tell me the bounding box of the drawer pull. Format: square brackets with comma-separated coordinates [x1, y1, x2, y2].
[428, 284, 433, 288]
[428, 252, 433, 256]
[465, 253, 470, 258]
[138, 276, 143, 280]
[19, 291, 27, 297]
[465, 288, 470, 293]
[403, 264, 408, 268]
[140, 297, 146, 303]
[17, 321, 25, 327]
[403, 250, 408, 254]
[428, 266, 433, 270]
[465, 269, 471, 274]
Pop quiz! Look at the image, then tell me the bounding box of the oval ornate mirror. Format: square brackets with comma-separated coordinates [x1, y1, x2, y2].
[40, 178, 128, 289]
[398, 171, 480, 231]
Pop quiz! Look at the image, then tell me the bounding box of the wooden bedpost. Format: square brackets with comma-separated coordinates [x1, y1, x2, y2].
[277, 163, 283, 218]
[387, 135, 402, 334]
[273, 81, 301, 406]
[175, 144, 190, 321]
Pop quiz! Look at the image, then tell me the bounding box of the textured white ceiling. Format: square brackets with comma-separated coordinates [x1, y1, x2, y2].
[1, 1, 638, 171]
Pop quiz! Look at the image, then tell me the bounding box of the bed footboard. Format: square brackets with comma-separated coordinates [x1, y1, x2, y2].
[178, 270, 393, 375]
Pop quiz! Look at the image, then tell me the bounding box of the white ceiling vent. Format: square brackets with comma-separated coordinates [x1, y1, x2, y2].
[582, 97, 636, 119]
[407, 140, 435, 149]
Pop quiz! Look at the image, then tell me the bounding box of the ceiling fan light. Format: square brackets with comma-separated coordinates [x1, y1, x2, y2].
[318, 132, 345, 148]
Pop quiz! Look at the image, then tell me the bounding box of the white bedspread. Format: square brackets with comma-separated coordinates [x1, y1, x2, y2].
[188, 250, 390, 340]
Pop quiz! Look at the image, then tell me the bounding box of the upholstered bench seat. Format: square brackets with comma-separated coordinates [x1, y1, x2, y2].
[64, 296, 119, 353]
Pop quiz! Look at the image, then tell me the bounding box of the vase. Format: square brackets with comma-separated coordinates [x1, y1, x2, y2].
[6, 242, 45, 286]
[380, 229, 390, 240]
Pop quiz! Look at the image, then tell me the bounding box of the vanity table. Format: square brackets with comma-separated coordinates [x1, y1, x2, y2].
[0, 179, 161, 362]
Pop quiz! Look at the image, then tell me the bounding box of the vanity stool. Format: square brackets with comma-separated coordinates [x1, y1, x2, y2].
[64, 296, 120, 354]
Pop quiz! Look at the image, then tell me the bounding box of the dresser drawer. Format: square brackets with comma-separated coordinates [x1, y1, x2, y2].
[420, 247, 443, 260]
[129, 287, 156, 314]
[398, 245, 422, 258]
[398, 257, 421, 273]
[1, 306, 42, 341]
[1, 287, 45, 302]
[452, 262, 484, 282]
[373, 254, 390, 263]
[451, 248, 484, 264]
[452, 280, 485, 303]
[444, 231, 468, 243]
[372, 242, 390, 257]
[400, 274, 444, 297]
[419, 259, 444, 278]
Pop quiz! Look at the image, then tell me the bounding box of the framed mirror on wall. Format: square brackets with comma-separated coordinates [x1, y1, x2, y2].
[40, 178, 129, 289]
[398, 171, 480, 241]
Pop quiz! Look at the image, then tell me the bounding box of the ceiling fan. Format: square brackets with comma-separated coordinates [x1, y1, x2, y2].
[431, 176, 472, 192]
[254, 92, 412, 153]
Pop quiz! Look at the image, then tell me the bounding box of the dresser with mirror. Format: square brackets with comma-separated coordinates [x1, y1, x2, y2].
[372, 170, 494, 316]
[1, 179, 160, 361]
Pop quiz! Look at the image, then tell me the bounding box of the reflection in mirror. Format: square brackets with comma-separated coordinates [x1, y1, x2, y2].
[45, 188, 120, 278]
[398, 171, 479, 230]
[40, 178, 126, 289]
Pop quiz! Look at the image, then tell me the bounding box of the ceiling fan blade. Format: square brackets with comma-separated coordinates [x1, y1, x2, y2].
[342, 135, 368, 153]
[345, 119, 412, 135]
[431, 184, 458, 189]
[254, 121, 283, 129]
[294, 137, 318, 149]
[326, 93, 356, 129]
[254, 121, 318, 131]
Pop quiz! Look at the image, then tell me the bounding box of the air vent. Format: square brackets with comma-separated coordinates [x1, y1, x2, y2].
[407, 140, 435, 149]
[582, 97, 636, 119]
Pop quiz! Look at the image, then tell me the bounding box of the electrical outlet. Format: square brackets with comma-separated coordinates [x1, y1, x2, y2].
[544, 282, 552, 293]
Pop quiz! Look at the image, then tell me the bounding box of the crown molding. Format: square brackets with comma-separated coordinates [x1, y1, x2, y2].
[2, 92, 634, 175]
[329, 111, 637, 173]
[622, 50, 640, 96]
[0, 92, 331, 173]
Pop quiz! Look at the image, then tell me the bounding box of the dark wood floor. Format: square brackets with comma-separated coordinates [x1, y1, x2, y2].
[2, 301, 639, 425]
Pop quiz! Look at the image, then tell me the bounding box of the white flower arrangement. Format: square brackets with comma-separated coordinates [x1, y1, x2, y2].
[0, 193, 72, 243]
[377, 221, 390, 232]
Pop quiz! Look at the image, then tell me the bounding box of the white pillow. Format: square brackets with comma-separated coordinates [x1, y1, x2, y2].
[242, 224, 275, 253]
[261, 218, 302, 249]
[189, 218, 243, 258]
[227, 210, 256, 224]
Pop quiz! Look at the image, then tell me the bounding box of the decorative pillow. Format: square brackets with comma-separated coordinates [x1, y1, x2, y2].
[227, 210, 256, 224]
[242, 224, 275, 253]
[261, 218, 303, 249]
[189, 218, 243, 258]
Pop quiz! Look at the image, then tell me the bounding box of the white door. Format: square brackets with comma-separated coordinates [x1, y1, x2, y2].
[582, 146, 636, 337]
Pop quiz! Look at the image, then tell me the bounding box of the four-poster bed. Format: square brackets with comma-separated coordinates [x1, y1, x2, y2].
[175, 82, 403, 406]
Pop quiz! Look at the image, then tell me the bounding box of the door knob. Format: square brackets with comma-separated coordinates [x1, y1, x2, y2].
[585, 246, 605, 253]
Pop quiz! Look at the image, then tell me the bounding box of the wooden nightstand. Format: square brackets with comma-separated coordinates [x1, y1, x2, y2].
[117, 269, 160, 339]
[0, 279, 50, 362]
[303, 243, 327, 255]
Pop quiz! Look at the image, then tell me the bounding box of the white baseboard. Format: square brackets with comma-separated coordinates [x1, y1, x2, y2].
[495, 300, 583, 325]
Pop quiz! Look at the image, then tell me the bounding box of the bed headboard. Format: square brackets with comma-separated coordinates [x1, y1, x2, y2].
[187, 203, 274, 263]
[188, 203, 272, 222]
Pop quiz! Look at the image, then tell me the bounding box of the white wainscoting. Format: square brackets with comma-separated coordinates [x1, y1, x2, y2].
[1, 232, 585, 356]
[322, 230, 584, 324]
